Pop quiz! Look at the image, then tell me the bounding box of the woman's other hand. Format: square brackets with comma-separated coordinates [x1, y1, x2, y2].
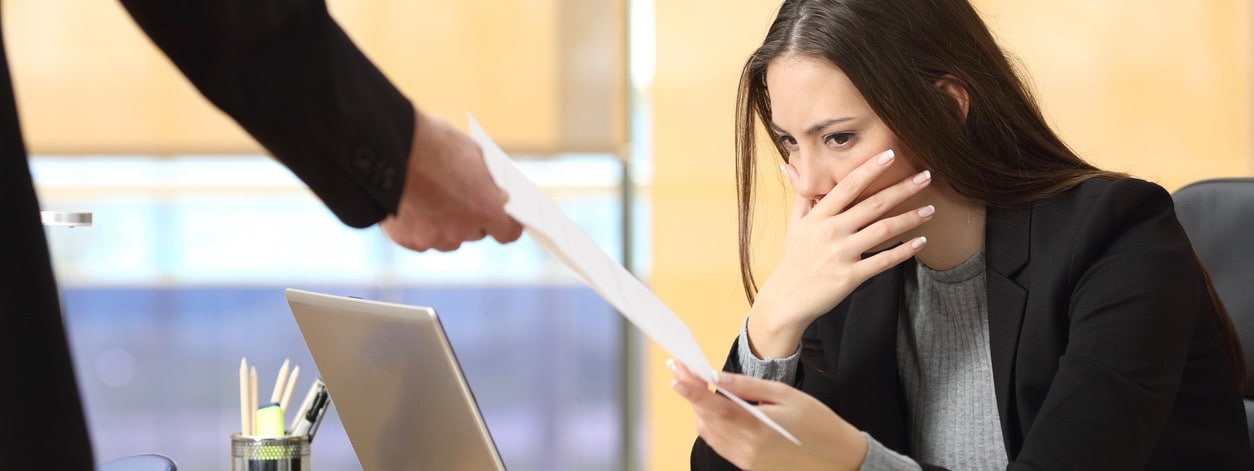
[670, 359, 866, 471]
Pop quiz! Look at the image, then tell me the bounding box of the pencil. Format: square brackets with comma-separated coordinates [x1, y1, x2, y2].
[280, 365, 300, 414]
[270, 358, 290, 404]
[239, 358, 250, 435]
[249, 366, 258, 435]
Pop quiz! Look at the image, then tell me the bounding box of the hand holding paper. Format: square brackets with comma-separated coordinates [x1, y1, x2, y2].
[468, 115, 799, 445]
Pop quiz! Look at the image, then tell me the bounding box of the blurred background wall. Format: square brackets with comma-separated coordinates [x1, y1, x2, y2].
[6, 0, 626, 154]
[4, 0, 1250, 470]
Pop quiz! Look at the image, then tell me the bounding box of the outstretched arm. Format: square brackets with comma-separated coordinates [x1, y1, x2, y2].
[120, 0, 520, 249]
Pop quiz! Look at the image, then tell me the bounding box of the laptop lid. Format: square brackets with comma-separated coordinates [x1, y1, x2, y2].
[285, 289, 506, 471]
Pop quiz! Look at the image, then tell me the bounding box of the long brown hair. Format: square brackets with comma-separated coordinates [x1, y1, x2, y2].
[734, 0, 1245, 389]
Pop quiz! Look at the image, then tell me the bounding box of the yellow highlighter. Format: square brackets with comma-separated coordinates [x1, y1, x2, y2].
[255, 402, 285, 437]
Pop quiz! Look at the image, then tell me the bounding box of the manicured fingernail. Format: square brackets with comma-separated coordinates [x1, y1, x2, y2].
[911, 236, 928, 250]
[877, 150, 895, 165]
[917, 205, 935, 218]
[671, 379, 687, 395]
[711, 372, 722, 384]
[913, 170, 931, 185]
[666, 358, 677, 372]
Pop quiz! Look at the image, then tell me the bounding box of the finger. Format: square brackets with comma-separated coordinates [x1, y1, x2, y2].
[839, 169, 932, 232]
[712, 372, 794, 405]
[810, 149, 895, 217]
[673, 374, 770, 468]
[680, 380, 772, 469]
[844, 203, 935, 255]
[485, 188, 525, 244]
[380, 217, 436, 252]
[433, 238, 463, 252]
[668, 358, 711, 390]
[851, 235, 928, 280]
[782, 164, 809, 230]
[672, 377, 749, 428]
[487, 213, 524, 244]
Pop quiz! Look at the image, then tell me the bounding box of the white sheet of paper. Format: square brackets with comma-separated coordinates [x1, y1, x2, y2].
[469, 115, 800, 446]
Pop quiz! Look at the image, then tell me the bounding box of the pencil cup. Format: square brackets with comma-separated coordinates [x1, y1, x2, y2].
[231, 434, 310, 471]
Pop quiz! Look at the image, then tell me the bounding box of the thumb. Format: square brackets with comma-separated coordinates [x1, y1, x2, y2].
[715, 372, 793, 405]
[486, 192, 523, 243]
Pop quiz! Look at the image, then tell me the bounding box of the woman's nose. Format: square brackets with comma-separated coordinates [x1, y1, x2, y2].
[790, 154, 834, 201]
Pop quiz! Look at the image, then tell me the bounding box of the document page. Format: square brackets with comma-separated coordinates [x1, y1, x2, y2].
[469, 115, 799, 445]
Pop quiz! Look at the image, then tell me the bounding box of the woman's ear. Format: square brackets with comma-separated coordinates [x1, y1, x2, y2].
[934, 75, 970, 120]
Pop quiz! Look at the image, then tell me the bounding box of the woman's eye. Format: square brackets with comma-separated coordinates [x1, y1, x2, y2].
[775, 135, 799, 151]
[824, 132, 854, 147]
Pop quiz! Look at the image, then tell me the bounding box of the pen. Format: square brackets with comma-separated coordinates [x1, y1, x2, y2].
[288, 378, 321, 433]
[290, 380, 329, 441]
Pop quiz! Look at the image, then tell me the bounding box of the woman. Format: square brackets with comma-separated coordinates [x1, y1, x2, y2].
[668, 0, 1252, 469]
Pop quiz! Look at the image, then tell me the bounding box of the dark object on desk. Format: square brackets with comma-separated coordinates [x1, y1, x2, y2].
[96, 453, 177, 471]
[1173, 177, 1254, 453]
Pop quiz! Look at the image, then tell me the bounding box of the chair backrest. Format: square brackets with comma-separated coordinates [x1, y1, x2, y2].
[1173, 178, 1254, 395]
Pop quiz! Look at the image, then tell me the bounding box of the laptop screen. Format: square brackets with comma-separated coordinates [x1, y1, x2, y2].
[285, 289, 505, 471]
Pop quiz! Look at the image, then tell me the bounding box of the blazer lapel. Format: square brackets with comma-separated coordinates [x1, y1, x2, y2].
[985, 205, 1031, 454]
[837, 263, 910, 450]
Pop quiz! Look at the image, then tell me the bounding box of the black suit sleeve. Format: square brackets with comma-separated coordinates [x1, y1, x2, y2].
[119, 0, 414, 228]
[1011, 179, 1248, 469]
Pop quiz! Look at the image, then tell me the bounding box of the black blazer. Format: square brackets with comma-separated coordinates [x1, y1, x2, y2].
[1, 1, 412, 468]
[693, 178, 1254, 470]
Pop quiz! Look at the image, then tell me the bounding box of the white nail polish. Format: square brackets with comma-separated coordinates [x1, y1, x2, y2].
[913, 170, 932, 185]
[917, 205, 935, 218]
[877, 150, 895, 165]
[911, 236, 928, 250]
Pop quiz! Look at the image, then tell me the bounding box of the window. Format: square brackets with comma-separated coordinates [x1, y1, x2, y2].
[35, 154, 645, 470]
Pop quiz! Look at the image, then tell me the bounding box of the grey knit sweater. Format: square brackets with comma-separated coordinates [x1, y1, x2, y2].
[737, 250, 1007, 470]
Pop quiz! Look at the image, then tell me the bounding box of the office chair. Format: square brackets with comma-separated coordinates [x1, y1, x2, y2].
[96, 453, 177, 471]
[1172, 177, 1254, 452]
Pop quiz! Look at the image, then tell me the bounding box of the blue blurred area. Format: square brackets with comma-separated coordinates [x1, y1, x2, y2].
[36, 154, 638, 470]
[64, 284, 621, 470]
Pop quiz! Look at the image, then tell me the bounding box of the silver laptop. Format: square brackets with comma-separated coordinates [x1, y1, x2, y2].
[285, 289, 506, 471]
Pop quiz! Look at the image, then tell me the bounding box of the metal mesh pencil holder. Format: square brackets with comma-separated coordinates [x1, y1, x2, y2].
[231, 434, 310, 471]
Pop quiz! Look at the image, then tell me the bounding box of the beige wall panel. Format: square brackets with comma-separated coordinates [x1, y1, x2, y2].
[3, 0, 246, 155]
[5, 1, 623, 155]
[970, 0, 1253, 190]
[648, 2, 781, 469]
[649, 2, 1251, 470]
[327, 1, 561, 152]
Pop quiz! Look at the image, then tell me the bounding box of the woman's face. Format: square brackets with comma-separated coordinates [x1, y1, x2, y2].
[765, 55, 929, 237]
